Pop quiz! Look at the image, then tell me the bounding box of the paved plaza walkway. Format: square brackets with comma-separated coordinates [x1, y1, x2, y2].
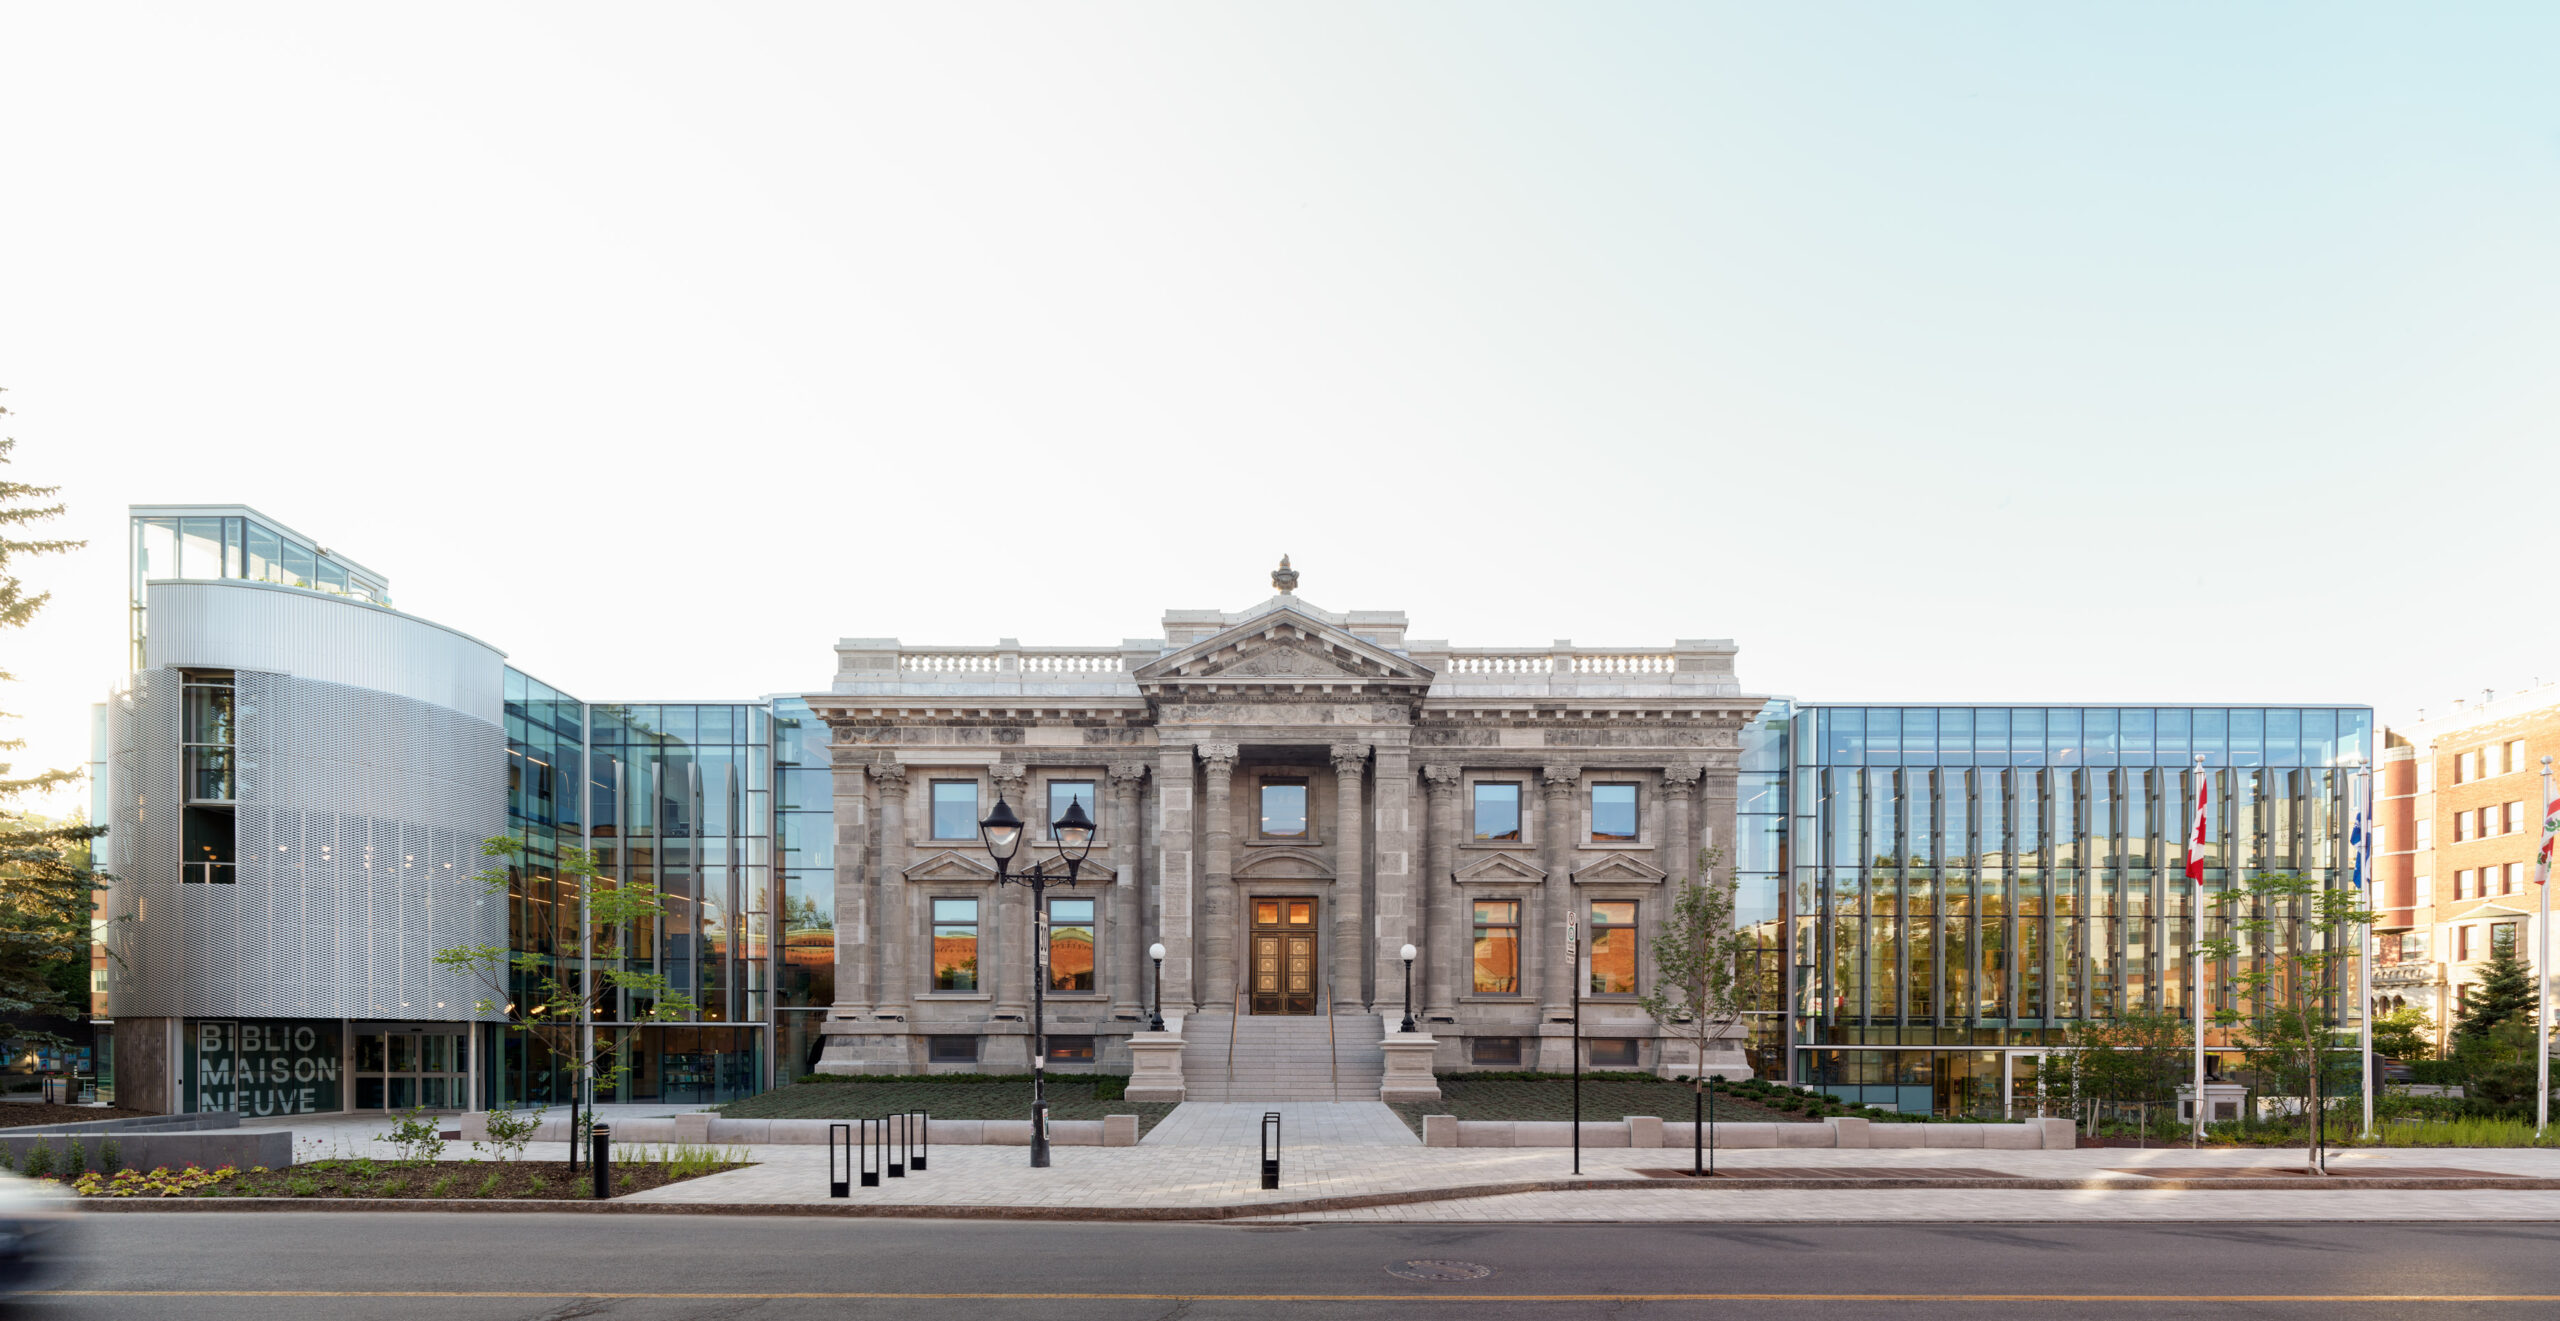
[229, 1100, 2560, 1222]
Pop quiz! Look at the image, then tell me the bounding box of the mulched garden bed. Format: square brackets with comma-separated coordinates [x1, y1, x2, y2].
[717, 1075, 1178, 1135]
[0, 1104, 157, 1128]
[1390, 1076, 1827, 1135]
[66, 1156, 748, 1200]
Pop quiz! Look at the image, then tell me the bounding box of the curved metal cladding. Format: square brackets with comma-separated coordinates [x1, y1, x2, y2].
[109, 581, 509, 1022]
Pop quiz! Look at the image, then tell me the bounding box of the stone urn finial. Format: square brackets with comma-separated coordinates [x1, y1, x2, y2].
[1272, 555, 1298, 594]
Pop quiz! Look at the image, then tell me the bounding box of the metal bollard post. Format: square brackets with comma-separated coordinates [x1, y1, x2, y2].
[906, 1111, 929, 1172]
[590, 1123, 613, 1201]
[828, 1123, 852, 1198]
[1260, 1111, 1281, 1191]
[886, 1113, 906, 1178]
[860, 1118, 881, 1187]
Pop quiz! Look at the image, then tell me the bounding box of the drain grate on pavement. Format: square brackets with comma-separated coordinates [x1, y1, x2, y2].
[2114, 1166, 2522, 1180]
[1387, 1260, 1497, 1282]
[1632, 1166, 2015, 1180]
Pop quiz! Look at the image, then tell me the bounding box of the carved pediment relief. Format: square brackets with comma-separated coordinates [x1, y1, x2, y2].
[1237, 846, 1334, 880]
[1135, 609, 1434, 689]
[1453, 851, 1547, 884]
[1571, 854, 1669, 886]
[902, 850, 998, 884]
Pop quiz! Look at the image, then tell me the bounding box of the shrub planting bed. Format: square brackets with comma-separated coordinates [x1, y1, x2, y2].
[0, 1104, 156, 1129]
[1391, 1073, 1854, 1135]
[717, 1073, 1177, 1134]
[49, 1147, 749, 1200]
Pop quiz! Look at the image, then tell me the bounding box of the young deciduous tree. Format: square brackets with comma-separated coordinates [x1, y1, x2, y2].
[2035, 1009, 2190, 1132]
[0, 395, 110, 1050]
[2200, 871, 2371, 1173]
[1638, 848, 1746, 1175]
[434, 836, 695, 1161]
[2368, 1003, 2433, 1063]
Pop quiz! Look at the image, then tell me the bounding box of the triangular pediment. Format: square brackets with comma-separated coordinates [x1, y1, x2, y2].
[1454, 851, 1547, 884]
[1237, 846, 1334, 879]
[1572, 854, 1669, 886]
[902, 850, 999, 884]
[1135, 609, 1432, 689]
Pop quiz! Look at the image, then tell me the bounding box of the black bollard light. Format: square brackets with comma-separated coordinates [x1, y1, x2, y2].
[886, 1112, 906, 1178]
[828, 1122, 852, 1198]
[590, 1123, 613, 1201]
[1261, 1111, 1281, 1190]
[907, 1111, 929, 1172]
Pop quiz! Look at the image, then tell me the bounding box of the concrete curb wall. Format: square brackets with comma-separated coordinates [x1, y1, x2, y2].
[4, 1112, 240, 1136]
[1, 1129, 292, 1171]
[493, 1116, 1145, 1148]
[1423, 1116, 2076, 1150]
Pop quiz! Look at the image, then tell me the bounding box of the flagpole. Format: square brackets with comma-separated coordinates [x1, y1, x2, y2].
[2356, 765, 2375, 1141]
[2538, 756, 2553, 1139]
[2191, 754, 2208, 1149]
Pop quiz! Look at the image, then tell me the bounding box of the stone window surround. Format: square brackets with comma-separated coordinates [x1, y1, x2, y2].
[1465, 776, 1531, 847]
[1585, 780, 1647, 847]
[1242, 768, 1327, 848]
[1459, 885, 1532, 1000]
[924, 776, 984, 844]
[1454, 768, 1688, 852]
[902, 768, 1130, 850]
[1584, 895, 1643, 1000]
[908, 887, 1112, 1002]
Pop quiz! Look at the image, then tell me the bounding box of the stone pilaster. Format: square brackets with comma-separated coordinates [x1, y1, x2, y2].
[1369, 743, 1413, 1019]
[1330, 742, 1369, 1013]
[1198, 742, 1240, 1014]
[1419, 764, 1462, 1020]
[1540, 765, 1580, 1021]
[1154, 745, 1195, 1014]
[870, 761, 912, 1021]
[1109, 762, 1148, 1021]
[990, 763, 1030, 1021]
[828, 732, 873, 1019]
[1662, 766, 1701, 887]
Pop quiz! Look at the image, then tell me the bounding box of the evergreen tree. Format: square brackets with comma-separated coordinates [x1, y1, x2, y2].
[2452, 945, 2536, 1042]
[0, 390, 110, 1046]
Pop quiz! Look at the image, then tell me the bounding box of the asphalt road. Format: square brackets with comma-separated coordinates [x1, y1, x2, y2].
[16, 1213, 2560, 1320]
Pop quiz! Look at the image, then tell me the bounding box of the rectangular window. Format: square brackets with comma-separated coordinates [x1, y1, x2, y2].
[2507, 802, 2524, 835]
[182, 805, 235, 884]
[1470, 1037, 1523, 1066]
[2502, 863, 2519, 895]
[2507, 740, 2528, 774]
[1260, 779, 1308, 838]
[1046, 1036, 1096, 1062]
[2403, 930, 2429, 961]
[2417, 760, 2435, 792]
[2414, 819, 2432, 850]
[930, 781, 979, 840]
[2457, 926, 2472, 961]
[244, 522, 282, 584]
[1587, 1038, 1640, 1069]
[279, 539, 317, 589]
[1589, 900, 1637, 995]
[2456, 751, 2477, 783]
[2414, 874, 2432, 907]
[1472, 899, 1521, 993]
[2455, 814, 2473, 843]
[931, 898, 980, 991]
[1047, 781, 1098, 837]
[928, 1036, 979, 1064]
[1473, 782, 1522, 842]
[182, 672, 236, 803]
[2457, 869, 2474, 899]
[1048, 897, 1096, 992]
[1590, 784, 1639, 842]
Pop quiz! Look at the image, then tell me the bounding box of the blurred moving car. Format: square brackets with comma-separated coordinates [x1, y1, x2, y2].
[0, 1170, 79, 1302]
[2374, 1055, 2416, 1084]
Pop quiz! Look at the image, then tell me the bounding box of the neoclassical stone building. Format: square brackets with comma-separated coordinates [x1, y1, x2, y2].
[808, 565, 1765, 1080]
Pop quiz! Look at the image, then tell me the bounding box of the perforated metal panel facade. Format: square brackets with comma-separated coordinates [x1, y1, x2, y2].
[107, 584, 508, 1024]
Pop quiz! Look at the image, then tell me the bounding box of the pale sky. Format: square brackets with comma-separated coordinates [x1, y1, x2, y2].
[5, 3, 2557, 813]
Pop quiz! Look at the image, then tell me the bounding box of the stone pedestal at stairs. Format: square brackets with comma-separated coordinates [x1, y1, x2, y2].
[1125, 1030, 1188, 1103]
[1379, 1031, 1441, 1104]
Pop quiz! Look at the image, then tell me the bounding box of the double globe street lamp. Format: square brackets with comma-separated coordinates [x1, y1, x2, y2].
[978, 793, 1096, 1169]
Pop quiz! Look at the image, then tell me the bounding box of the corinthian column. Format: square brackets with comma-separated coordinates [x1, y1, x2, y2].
[1420, 764, 1462, 1020]
[1198, 743, 1240, 1014]
[1109, 762, 1148, 1021]
[829, 732, 874, 1020]
[870, 762, 912, 1021]
[990, 763, 1030, 1022]
[1540, 765, 1580, 1021]
[1662, 767, 1702, 887]
[1331, 743, 1370, 1014]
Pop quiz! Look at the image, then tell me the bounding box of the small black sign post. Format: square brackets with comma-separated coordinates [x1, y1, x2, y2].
[1260, 1111, 1282, 1190]
[1568, 917, 1581, 1176]
[828, 1123, 852, 1198]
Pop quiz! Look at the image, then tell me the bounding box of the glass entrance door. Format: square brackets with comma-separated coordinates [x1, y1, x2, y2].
[353, 1028, 469, 1110]
[1249, 898, 1319, 1015]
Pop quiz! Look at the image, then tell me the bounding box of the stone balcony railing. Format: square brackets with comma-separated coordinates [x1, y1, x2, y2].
[2370, 962, 2437, 988]
[831, 637, 1745, 699]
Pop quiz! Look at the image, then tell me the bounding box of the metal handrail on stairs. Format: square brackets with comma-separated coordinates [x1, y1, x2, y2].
[1323, 982, 1340, 1101]
[1225, 985, 1245, 1087]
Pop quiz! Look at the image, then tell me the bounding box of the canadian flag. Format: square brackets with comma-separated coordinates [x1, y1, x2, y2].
[2538, 790, 2559, 886]
[2186, 768, 2212, 885]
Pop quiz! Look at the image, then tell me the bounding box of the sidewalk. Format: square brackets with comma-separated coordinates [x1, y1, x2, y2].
[225, 1101, 2560, 1222]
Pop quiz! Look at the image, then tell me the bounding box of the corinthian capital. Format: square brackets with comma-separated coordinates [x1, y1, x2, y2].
[867, 760, 909, 793]
[1329, 743, 1372, 776]
[1420, 763, 1463, 797]
[1196, 742, 1240, 774]
[1108, 761, 1150, 787]
[1540, 764, 1581, 795]
[1661, 766, 1704, 792]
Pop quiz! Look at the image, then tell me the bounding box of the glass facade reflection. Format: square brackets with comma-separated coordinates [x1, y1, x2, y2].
[494, 676, 834, 1104]
[1787, 704, 2372, 1116]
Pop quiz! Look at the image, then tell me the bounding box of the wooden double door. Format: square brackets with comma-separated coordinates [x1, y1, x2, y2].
[1249, 897, 1319, 1015]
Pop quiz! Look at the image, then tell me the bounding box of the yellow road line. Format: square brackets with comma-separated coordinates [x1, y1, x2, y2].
[35, 1291, 2560, 1303]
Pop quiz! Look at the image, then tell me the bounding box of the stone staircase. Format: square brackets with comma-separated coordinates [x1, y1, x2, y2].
[1178, 1012, 1387, 1102]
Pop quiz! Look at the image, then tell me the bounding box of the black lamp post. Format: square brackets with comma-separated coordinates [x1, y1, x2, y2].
[1398, 943, 1418, 1034]
[1147, 942, 1167, 1033]
[980, 794, 1095, 1169]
